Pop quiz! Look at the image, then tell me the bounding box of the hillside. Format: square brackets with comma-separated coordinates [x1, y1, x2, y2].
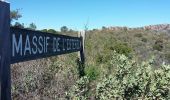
[107, 24, 170, 31]
[86, 28, 170, 65]
[11, 26, 170, 99]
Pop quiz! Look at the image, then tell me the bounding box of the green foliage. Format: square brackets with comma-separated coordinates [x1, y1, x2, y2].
[42, 60, 60, 87]
[23, 71, 38, 92]
[141, 37, 147, 42]
[102, 26, 107, 30]
[13, 22, 24, 28]
[96, 54, 111, 64]
[134, 33, 143, 38]
[28, 22, 37, 30]
[96, 54, 103, 63]
[47, 29, 57, 34]
[61, 26, 68, 32]
[41, 29, 48, 32]
[110, 43, 132, 56]
[10, 9, 22, 22]
[153, 39, 164, 51]
[96, 52, 170, 100]
[66, 76, 90, 100]
[76, 59, 85, 78]
[153, 44, 162, 51]
[85, 66, 99, 81]
[165, 52, 170, 62]
[123, 27, 128, 32]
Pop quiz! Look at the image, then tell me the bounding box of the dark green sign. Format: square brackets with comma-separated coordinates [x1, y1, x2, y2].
[11, 27, 82, 64]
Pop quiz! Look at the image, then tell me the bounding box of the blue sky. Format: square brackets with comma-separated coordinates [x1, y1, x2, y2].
[9, 0, 170, 30]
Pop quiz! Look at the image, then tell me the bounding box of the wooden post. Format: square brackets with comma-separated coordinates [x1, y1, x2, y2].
[79, 31, 85, 63]
[0, 1, 11, 100]
[77, 31, 85, 77]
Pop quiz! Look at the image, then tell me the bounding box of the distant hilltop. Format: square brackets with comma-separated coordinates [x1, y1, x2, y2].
[107, 24, 170, 31]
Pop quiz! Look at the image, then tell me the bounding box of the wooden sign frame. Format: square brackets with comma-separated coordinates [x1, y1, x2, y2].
[0, 1, 11, 100]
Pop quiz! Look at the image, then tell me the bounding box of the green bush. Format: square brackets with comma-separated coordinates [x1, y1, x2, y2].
[24, 71, 38, 92]
[42, 61, 60, 87]
[165, 52, 170, 62]
[96, 54, 104, 63]
[85, 66, 99, 81]
[134, 33, 143, 38]
[153, 39, 163, 51]
[96, 52, 170, 100]
[66, 76, 90, 100]
[66, 52, 170, 99]
[153, 44, 163, 51]
[141, 37, 147, 42]
[110, 43, 132, 56]
[96, 54, 111, 64]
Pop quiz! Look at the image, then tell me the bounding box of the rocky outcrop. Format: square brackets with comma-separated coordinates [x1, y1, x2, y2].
[107, 24, 170, 31]
[144, 24, 170, 31]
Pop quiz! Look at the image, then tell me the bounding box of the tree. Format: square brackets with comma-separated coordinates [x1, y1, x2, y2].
[84, 18, 89, 32]
[123, 26, 128, 32]
[10, 9, 22, 22]
[13, 22, 24, 28]
[41, 29, 48, 32]
[48, 29, 57, 34]
[28, 23, 37, 30]
[60, 26, 68, 32]
[102, 26, 107, 30]
[10, 9, 23, 28]
[153, 38, 164, 51]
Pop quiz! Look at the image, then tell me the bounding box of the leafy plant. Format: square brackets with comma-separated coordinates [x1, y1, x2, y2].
[85, 66, 99, 81]
[134, 33, 143, 38]
[23, 71, 38, 92]
[153, 38, 164, 51]
[96, 52, 170, 100]
[110, 43, 132, 56]
[141, 37, 147, 42]
[66, 76, 90, 100]
[165, 52, 170, 62]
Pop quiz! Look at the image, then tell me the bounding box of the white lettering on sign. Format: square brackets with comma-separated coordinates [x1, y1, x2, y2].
[67, 39, 70, 50]
[12, 34, 22, 57]
[53, 37, 60, 52]
[12, 34, 81, 58]
[24, 35, 31, 55]
[32, 36, 37, 54]
[62, 38, 65, 51]
[72, 39, 75, 50]
[38, 36, 43, 54]
[46, 37, 50, 53]
[43, 37, 45, 53]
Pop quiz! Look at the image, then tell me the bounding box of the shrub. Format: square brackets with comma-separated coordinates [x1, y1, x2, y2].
[85, 66, 99, 81]
[67, 52, 170, 99]
[165, 52, 170, 62]
[96, 54, 104, 63]
[96, 52, 170, 100]
[111, 43, 132, 56]
[141, 37, 147, 42]
[66, 76, 90, 99]
[23, 71, 38, 92]
[42, 60, 61, 87]
[96, 54, 111, 64]
[153, 44, 163, 51]
[153, 38, 163, 51]
[134, 33, 143, 38]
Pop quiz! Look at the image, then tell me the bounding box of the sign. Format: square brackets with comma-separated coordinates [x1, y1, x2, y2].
[0, 1, 11, 100]
[10, 27, 82, 64]
[1, 2, 85, 100]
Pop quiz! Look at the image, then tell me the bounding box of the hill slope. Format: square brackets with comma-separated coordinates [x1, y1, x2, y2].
[11, 26, 170, 99]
